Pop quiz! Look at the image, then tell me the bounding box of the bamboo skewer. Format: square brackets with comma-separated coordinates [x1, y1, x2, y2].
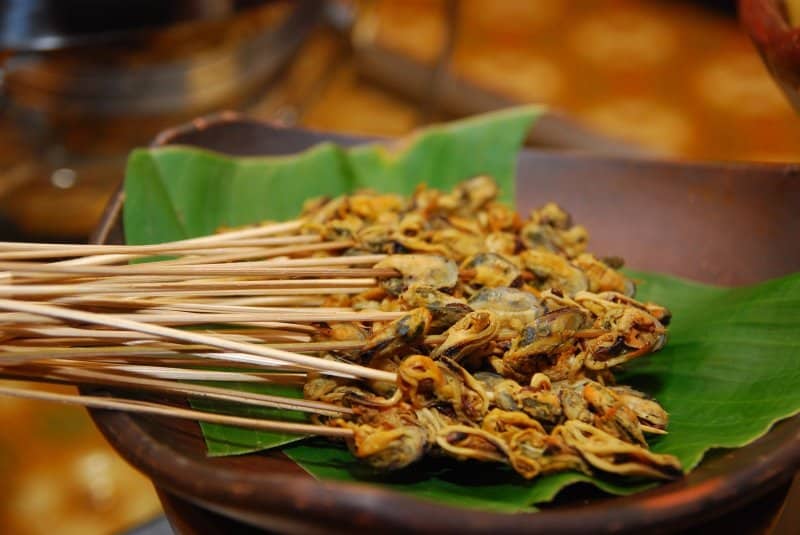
[8, 277, 377, 292]
[51, 364, 308, 384]
[259, 255, 386, 267]
[127, 220, 305, 245]
[3, 325, 311, 343]
[34, 365, 348, 415]
[1, 310, 403, 326]
[209, 296, 325, 307]
[0, 364, 343, 414]
[0, 299, 397, 382]
[0, 327, 538, 366]
[149, 240, 355, 267]
[51, 219, 306, 268]
[0, 383, 351, 438]
[50, 287, 370, 300]
[143, 304, 353, 314]
[12, 257, 387, 289]
[0, 339, 366, 365]
[0, 261, 397, 279]
[0, 235, 321, 259]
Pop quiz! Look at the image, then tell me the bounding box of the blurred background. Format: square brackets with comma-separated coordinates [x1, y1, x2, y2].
[0, 0, 797, 533]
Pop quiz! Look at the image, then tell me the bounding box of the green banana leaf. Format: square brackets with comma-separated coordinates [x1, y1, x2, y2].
[123, 107, 800, 510]
[124, 106, 541, 245]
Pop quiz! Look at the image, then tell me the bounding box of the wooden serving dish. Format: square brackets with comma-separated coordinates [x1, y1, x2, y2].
[89, 114, 800, 534]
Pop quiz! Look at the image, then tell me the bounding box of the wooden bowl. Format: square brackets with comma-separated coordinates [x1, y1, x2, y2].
[89, 114, 800, 534]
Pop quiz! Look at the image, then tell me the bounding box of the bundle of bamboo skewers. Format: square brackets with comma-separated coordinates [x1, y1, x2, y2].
[0, 173, 685, 488]
[0, 218, 409, 440]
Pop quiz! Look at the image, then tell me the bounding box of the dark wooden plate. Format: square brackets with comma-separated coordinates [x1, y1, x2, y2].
[89, 114, 800, 534]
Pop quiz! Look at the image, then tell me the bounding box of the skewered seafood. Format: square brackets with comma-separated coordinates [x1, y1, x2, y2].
[400, 285, 472, 332]
[520, 203, 588, 258]
[293, 176, 680, 481]
[0, 173, 684, 491]
[468, 287, 542, 331]
[519, 250, 589, 296]
[430, 311, 498, 363]
[374, 255, 459, 295]
[461, 253, 523, 293]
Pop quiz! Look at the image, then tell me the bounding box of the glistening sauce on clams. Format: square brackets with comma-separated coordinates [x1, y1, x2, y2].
[301, 176, 680, 481]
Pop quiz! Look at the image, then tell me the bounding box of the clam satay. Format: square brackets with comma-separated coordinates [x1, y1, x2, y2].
[460, 253, 522, 293]
[608, 385, 669, 433]
[435, 425, 511, 464]
[479, 371, 666, 445]
[507, 427, 589, 478]
[429, 228, 485, 262]
[437, 357, 491, 421]
[538, 289, 584, 312]
[291, 177, 678, 482]
[474, 372, 520, 411]
[555, 379, 671, 446]
[300, 195, 349, 225]
[435, 410, 587, 479]
[447, 214, 487, 236]
[436, 175, 498, 215]
[347, 193, 406, 221]
[558, 420, 682, 480]
[478, 372, 563, 424]
[340, 405, 430, 471]
[374, 254, 459, 296]
[324, 214, 365, 242]
[573, 292, 667, 370]
[520, 202, 589, 259]
[393, 213, 451, 256]
[430, 311, 499, 363]
[360, 310, 432, 393]
[512, 373, 563, 425]
[572, 380, 647, 447]
[484, 231, 518, 256]
[315, 322, 369, 343]
[397, 355, 489, 423]
[484, 202, 522, 233]
[304, 375, 399, 409]
[482, 407, 546, 440]
[355, 223, 397, 253]
[596, 291, 672, 326]
[518, 250, 589, 296]
[497, 307, 591, 382]
[573, 253, 636, 296]
[396, 354, 444, 408]
[400, 285, 472, 332]
[359, 308, 431, 359]
[468, 287, 542, 331]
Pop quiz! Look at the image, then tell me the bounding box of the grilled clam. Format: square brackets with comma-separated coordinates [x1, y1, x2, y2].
[500, 307, 591, 381]
[360, 308, 431, 363]
[400, 285, 472, 332]
[293, 176, 681, 483]
[520, 202, 588, 258]
[430, 311, 499, 364]
[573, 253, 636, 296]
[468, 286, 542, 331]
[519, 250, 589, 296]
[375, 255, 459, 296]
[574, 292, 667, 370]
[559, 420, 682, 480]
[461, 252, 522, 293]
[343, 406, 429, 471]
